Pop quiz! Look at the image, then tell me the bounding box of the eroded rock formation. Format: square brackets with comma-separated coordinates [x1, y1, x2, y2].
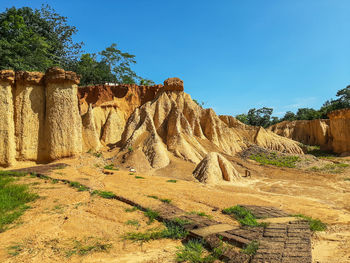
[328, 109, 350, 154]
[268, 120, 330, 149]
[193, 152, 241, 184]
[0, 68, 82, 166]
[120, 90, 303, 170]
[0, 70, 16, 166]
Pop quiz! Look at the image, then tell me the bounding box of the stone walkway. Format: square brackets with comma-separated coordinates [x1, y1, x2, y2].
[7, 164, 312, 263]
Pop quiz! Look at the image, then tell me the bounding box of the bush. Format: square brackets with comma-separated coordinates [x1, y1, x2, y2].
[293, 214, 326, 231]
[242, 241, 259, 255]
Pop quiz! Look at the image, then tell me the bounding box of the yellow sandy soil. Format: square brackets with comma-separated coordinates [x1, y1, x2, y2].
[1, 152, 350, 262]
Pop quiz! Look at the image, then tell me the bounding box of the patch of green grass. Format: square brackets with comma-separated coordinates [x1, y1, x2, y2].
[104, 164, 119, 171]
[144, 209, 159, 224]
[222, 205, 266, 227]
[166, 179, 177, 183]
[51, 179, 59, 184]
[305, 146, 337, 159]
[91, 190, 116, 199]
[309, 163, 349, 174]
[125, 219, 140, 227]
[242, 240, 259, 255]
[135, 176, 145, 179]
[160, 198, 172, 204]
[124, 221, 188, 242]
[128, 147, 134, 152]
[175, 239, 217, 263]
[250, 152, 300, 168]
[172, 217, 193, 226]
[0, 170, 27, 177]
[93, 152, 102, 158]
[293, 214, 326, 232]
[0, 175, 38, 232]
[147, 195, 159, 199]
[65, 238, 112, 257]
[187, 211, 212, 219]
[7, 243, 23, 256]
[125, 206, 138, 212]
[69, 181, 89, 192]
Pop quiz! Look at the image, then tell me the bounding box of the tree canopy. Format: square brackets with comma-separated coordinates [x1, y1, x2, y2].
[0, 5, 150, 85]
[236, 86, 350, 127]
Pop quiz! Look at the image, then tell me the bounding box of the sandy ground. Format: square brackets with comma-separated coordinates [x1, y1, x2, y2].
[1, 151, 350, 263]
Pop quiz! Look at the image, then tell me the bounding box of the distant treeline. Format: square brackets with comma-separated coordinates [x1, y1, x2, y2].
[236, 86, 350, 128]
[0, 5, 154, 86]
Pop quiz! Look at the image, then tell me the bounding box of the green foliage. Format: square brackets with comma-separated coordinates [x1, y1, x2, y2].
[125, 219, 140, 227]
[7, 243, 23, 256]
[125, 206, 138, 212]
[0, 175, 38, 232]
[135, 176, 145, 179]
[104, 164, 118, 171]
[147, 195, 159, 199]
[139, 78, 155, 85]
[236, 107, 273, 128]
[187, 211, 212, 219]
[144, 209, 159, 224]
[293, 214, 326, 231]
[65, 238, 111, 257]
[309, 163, 349, 174]
[249, 152, 300, 168]
[0, 5, 82, 71]
[193, 99, 205, 108]
[166, 179, 177, 183]
[160, 198, 172, 204]
[171, 217, 193, 226]
[91, 190, 116, 199]
[69, 181, 89, 192]
[124, 221, 188, 242]
[175, 240, 217, 263]
[222, 205, 265, 227]
[242, 241, 259, 255]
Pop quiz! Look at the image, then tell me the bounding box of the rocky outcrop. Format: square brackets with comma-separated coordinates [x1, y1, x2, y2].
[14, 71, 45, 161]
[164, 77, 184, 91]
[328, 109, 350, 154]
[121, 89, 303, 169]
[82, 104, 101, 152]
[44, 68, 82, 161]
[268, 120, 330, 149]
[0, 68, 83, 166]
[100, 108, 125, 145]
[0, 70, 16, 167]
[193, 152, 241, 184]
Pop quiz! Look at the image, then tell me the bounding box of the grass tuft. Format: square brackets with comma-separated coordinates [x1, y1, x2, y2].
[125, 206, 138, 212]
[309, 163, 349, 174]
[166, 179, 177, 183]
[222, 205, 266, 227]
[125, 219, 140, 227]
[69, 181, 89, 192]
[175, 239, 218, 263]
[293, 214, 326, 231]
[135, 176, 145, 179]
[144, 209, 159, 224]
[104, 164, 119, 171]
[187, 211, 212, 219]
[242, 240, 259, 255]
[91, 190, 116, 199]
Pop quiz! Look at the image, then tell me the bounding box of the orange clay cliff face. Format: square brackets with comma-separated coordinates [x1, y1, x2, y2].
[0, 69, 304, 168]
[269, 110, 350, 154]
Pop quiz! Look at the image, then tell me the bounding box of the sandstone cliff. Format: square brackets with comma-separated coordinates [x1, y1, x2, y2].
[268, 120, 330, 149]
[0, 70, 16, 167]
[120, 87, 303, 170]
[328, 109, 350, 154]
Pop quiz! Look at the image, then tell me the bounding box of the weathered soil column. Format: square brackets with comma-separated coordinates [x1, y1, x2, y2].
[0, 70, 16, 166]
[44, 67, 82, 161]
[328, 109, 350, 154]
[14, 71, 45, 161]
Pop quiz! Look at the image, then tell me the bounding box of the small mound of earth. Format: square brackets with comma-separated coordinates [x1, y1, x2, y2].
[193, 152, 241, 184]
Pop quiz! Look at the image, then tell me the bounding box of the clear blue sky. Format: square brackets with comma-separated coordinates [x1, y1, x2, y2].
[1, 0, 349, 117]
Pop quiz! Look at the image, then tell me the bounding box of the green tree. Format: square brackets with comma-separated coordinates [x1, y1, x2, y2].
[281, 111, 296, 121]
[0, 5, 82, 71]
[295, 108, 321, 120]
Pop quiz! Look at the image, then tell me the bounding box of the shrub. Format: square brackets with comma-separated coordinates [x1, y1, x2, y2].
[242, 241, 259, 255]
[144, 209, 159, 224]
[175, 240, 217, 263]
